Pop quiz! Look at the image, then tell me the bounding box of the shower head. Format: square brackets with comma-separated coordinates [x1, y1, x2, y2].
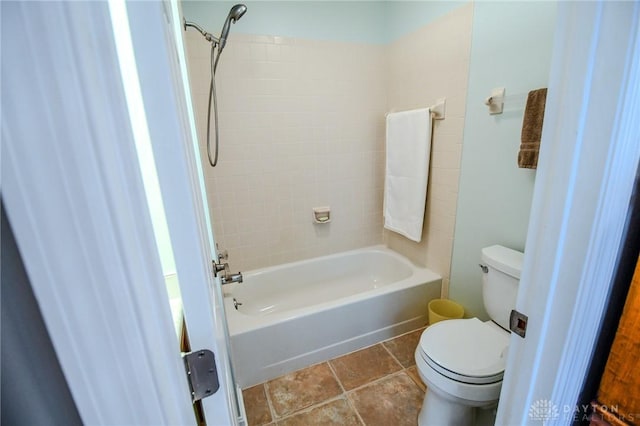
[218, 4, 247, 54]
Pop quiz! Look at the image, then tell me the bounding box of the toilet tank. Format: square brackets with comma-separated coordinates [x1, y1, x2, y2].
[481, 245, 524, 330]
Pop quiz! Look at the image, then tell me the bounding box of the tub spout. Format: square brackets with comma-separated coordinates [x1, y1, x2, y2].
[221, 272, 243, 285]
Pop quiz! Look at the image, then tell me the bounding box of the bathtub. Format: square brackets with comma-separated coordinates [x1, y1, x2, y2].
[222, 245, 441, 388]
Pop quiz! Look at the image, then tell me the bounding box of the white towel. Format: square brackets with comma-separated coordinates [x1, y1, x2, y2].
[384, 108, 431, 242]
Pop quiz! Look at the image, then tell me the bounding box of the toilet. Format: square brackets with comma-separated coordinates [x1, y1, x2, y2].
[415, 245, 523, 426]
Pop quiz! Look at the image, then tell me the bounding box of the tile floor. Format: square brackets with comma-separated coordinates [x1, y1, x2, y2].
[241, 327, 427, 426]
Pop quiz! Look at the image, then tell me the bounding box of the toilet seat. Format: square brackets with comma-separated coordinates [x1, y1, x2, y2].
[418, 318, 509, 385]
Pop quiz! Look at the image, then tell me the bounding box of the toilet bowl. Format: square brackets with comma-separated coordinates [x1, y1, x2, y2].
[415, 318, 509, 425]
[414, 245, 523, 426]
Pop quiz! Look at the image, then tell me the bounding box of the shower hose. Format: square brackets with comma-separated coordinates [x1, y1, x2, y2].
[206, 43, 222, 167]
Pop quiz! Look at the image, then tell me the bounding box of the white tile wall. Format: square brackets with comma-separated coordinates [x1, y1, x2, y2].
[185, 33, 387, 271]
[384, 3, 473, 297]
[184, 3, 472, 280]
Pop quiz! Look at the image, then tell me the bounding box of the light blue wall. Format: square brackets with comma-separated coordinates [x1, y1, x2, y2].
[181, 1, 388, 44]
[449, 1, 557, 319]
[181, 1, 467, 44]
[386, 1, 467, 41]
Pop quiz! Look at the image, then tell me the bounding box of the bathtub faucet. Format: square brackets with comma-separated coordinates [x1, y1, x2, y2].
[214, 261, 243, 285]
[213, 258, 242, 285]
[213, 253, 243, 285]
[221, 271, 243, 285]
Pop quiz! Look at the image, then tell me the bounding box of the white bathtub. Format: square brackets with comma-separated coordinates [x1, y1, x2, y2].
[222, 245, 441, 388]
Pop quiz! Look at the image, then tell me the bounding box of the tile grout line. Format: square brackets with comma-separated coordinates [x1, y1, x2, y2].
[261, 382, 277, 425]
[380, 340, 406, 370]
[326, 360, 347, 394]
[327, 360, 368, 425]
[346, 396, 367, 426]
[342, 390, 367, 426]
[345, 368, 410, 395]
[379, 336, 429, 393]
[273, 394, 351, 425]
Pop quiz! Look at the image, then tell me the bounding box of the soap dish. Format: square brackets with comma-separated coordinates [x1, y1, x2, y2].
[313, 206, 331, 224]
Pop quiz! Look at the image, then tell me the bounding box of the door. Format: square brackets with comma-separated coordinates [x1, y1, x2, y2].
[496, 2, 640, 424]
[121, 1, 244, 424]
[2, 1, 240, 424]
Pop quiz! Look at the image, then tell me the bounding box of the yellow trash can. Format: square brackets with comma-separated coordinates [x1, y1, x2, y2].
[428, 299, 464, 324]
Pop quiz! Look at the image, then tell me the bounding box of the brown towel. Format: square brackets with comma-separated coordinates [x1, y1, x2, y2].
[518, 88, 547, 169]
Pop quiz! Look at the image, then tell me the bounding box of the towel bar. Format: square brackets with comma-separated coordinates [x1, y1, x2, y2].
[430, 98, 446, 120]
[385, 98, 447, 120]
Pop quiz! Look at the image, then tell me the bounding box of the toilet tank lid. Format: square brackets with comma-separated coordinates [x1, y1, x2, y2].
[481, 245, 524, 279]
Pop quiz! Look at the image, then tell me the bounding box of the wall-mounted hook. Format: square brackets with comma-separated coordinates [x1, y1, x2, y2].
[485, 88, 505, 114]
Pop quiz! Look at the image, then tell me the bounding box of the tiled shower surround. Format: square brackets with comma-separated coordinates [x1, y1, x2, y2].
[185, 3, 472, 287]
[186, 33, 387, 271]
[385, 4, 472, 296]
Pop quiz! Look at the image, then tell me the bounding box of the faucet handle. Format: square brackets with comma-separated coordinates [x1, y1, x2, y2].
[217, 249, 229, 261]
[213, 260, 229, 276]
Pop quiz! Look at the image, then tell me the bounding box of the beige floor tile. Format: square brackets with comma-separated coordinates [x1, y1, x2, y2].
[277, 398, 361, 426]
[383, 328, 425, 368]
[243, 327, 429, 425]
[266, 363, 342, 418]
[348, 372, 424, 426]
[242, 384, 272, 426]
[329, 344, 402, 391]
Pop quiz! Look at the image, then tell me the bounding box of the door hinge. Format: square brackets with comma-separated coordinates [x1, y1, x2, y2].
[510, 309, 528, 338]
[182, 349, 220, 402]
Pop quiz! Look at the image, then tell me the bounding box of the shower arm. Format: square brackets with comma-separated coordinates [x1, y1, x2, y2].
[183, 19, 220, 45]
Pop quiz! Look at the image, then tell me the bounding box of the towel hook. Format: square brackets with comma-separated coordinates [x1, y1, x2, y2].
[485, 88, 506, 115]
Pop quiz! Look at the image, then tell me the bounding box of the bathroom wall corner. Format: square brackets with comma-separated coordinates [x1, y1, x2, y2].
[384, 2, 474, 287]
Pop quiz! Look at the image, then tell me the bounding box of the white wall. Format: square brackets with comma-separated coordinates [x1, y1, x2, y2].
[449, 1, 557, 319]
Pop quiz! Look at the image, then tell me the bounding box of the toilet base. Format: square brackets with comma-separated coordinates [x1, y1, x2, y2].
[418, 387, 498, 426]
[418, 387, 475, 426]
